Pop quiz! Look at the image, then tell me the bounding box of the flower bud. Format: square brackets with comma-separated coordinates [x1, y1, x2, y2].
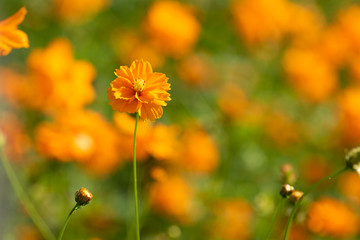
[280, 163, 296, 185]
[280, 184, 294, 198]
[345, 146, 360, 174]
[289, 190, 304, 204]
[75, 187, 93, 206]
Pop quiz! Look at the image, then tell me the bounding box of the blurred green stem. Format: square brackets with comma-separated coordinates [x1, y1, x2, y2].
[265, 197, 285, 240]
[58, 203, 80, 240]
[0, 145, 56, 240]
[283, 167, 348, 240]
[133, 112, 141, 240]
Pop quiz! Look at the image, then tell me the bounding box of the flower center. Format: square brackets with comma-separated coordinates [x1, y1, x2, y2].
[133, 78, 145, 92]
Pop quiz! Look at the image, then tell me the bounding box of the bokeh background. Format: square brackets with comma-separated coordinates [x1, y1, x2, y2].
[2, 0, 360, 239]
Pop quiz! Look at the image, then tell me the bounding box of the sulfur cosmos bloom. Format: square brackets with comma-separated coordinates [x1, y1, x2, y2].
[0, 7, 29, 56]
[107, 59, 171, 121]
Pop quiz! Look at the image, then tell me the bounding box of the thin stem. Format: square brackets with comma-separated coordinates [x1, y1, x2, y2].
[58, 203, 79, 240]
[265, 197, 286, 240]
[283, 167, 348, 240]
[133, 112, 141, 240]
[0, 145, 56, 240]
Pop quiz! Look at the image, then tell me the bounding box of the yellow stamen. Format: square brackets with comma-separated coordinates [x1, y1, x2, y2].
[133, 78, 145, 92]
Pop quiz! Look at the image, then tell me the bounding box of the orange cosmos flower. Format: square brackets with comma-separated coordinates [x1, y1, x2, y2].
[25, 38, 96, 114]
[232, 0, 291, 44]
[179, 127, 219, 174]
[210, 199, 253, 240]
[217, 82, 249, 121]
[339, 172, 360, 205]
[0, 112, 31, 162]
[53, 0, 110, 24]
[176, 54, 216, 88]
[0, 67, 27, 107]
[307, 197, 359, 237]
[145, 0, 200, 57]
[107, 59, 171, 121]
[337, 88, 360, 146]
[113, 112, 152, 161]
[337, 5, 360, 52]
[35, 110, 122, 175]
[264, 111, 300, 147]
[0, 7, 29, 56]
[283, 47, 338, 102]
[147, 123, 181, 162]
[299, 156, 332, 184]
[149, 174, 195, 222]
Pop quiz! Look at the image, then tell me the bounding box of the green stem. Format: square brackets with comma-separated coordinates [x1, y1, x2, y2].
[133, 112, 141, 240]
[0, 145, 56, 240]
[265, 197, 285, 240]
[283, 167, 348, 240]
[58, 203, 79, 240]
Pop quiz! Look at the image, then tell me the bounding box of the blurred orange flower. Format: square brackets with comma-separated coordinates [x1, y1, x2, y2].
[149, 175, 194, 222]
[35, 110, 122, 175]
[289, 224, 311, 240]
[299, 156, 332, 184]
[232, 0, 290, 44]
[318, 26, 351, 68]
[0, 112, 30, 162]
[217, 82, 249, 121]
[0, 7, 29, 56]
[147, 123, 180, 162]
[176, 54, 215, 87]
[179, 127, 219, 174]
[232, 0, 323, 46]
[286, 4, 324, 46]
[113, 112, 152, 161]
[339, 172, 360, 205]
[337, 88, 360, 146]
[307, 197, 359, 237]
[337, 5, 360, 53]
[0, 67, 27, 106]
[283, 47, 338, 102]
[107, 59, 171, 121]
[53, 0, 110, 23]
[145, 0, 200, 57]
[111, 30, 165, 69]
[210, 199, 253, 240]
[25, 38, 96, 114]
[264, 111, 300, 147]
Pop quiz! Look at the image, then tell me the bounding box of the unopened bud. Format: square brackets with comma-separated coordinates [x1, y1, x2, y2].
[280, 163, 296, 185]
[280, 184, 294, 198]
[75, 187, 93, 206]
[289, 190, 303, 204]
[345, 147, 360, 174]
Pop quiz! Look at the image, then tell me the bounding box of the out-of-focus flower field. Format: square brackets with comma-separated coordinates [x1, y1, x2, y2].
[2, 0, 360, 239]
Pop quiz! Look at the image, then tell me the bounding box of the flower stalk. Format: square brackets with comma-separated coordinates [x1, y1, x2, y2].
[0, 133, 56, 240]
[283, 166, 348, 240]
[265, 197, 285, 240]
[133, 111, 141, 240]
[58, 187, 92, 240]
[58, 203, 80, 240]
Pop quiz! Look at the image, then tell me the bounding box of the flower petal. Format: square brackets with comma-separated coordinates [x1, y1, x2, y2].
[0, 7, 27, 28]
[110, 78, 135, 100]
[130, 59, 153, 80]
[115, 66, 135, 83]
[139, 102, 163, 121]
[107, 88, 141, 113]
[138, 90, 156, 103]
[0, 29, 29, 48]
[0, 41, 12, 55]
